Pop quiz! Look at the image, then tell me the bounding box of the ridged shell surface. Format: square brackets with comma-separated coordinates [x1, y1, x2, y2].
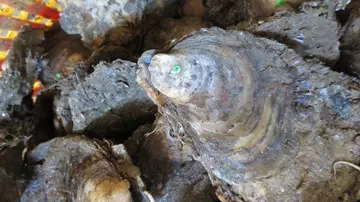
[138, 27, 299, 183]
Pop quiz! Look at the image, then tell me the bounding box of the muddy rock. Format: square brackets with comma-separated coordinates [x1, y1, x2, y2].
[300, 0, 353, 19]
[21, 135, 151, 202]
[58, 0, 182, 47]
[205, 0, 306, 27]
[55, 60, 156, 140]
[137, 27, 360, 201]
[252, 13, 340, 66]
[0, 27, 44, 119]
[125, 119, 217, 202]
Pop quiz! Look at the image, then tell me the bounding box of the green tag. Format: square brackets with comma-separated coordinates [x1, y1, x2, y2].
[171, 65, 181, 74]
[55, 72, 61, 78]
[277, 0, 285, 5]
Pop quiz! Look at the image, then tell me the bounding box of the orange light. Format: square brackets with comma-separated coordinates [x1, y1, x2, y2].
[32, 79, 44, 104]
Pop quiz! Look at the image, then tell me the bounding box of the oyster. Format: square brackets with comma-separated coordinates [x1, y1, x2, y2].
[21, 135, 152, 202]
[137, 27, 360, 201]
[57, 0, 182, 48]
[138, 27, 296, 182]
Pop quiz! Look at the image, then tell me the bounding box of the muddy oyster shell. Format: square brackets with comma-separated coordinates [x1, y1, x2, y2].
[21, 135, 153, 202]
[138, 27, 297, 182]
[138, 27, 360, 201]
[58, 0, 182, 47]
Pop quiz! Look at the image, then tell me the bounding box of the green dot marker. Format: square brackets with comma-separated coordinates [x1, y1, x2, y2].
[277, 0, 285, 5]
[55, 72, 61, 78]
[171, 65, 181, 74]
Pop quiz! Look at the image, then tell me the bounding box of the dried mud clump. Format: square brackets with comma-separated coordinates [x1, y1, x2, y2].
[137, 27, 360, 201]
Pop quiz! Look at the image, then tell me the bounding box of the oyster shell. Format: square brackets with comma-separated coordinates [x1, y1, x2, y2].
[138, 27, 297, 182]
[21, 135, 152, 202]
[57, 0, 182, 47]
[137, 27, 360, 201]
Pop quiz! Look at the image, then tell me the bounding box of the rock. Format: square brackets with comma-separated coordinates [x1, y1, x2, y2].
[205, 0, 306, 27]
[55, 60, 157, 140]
[0, 26, 44, 119]
[253, 13, 340, 66]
